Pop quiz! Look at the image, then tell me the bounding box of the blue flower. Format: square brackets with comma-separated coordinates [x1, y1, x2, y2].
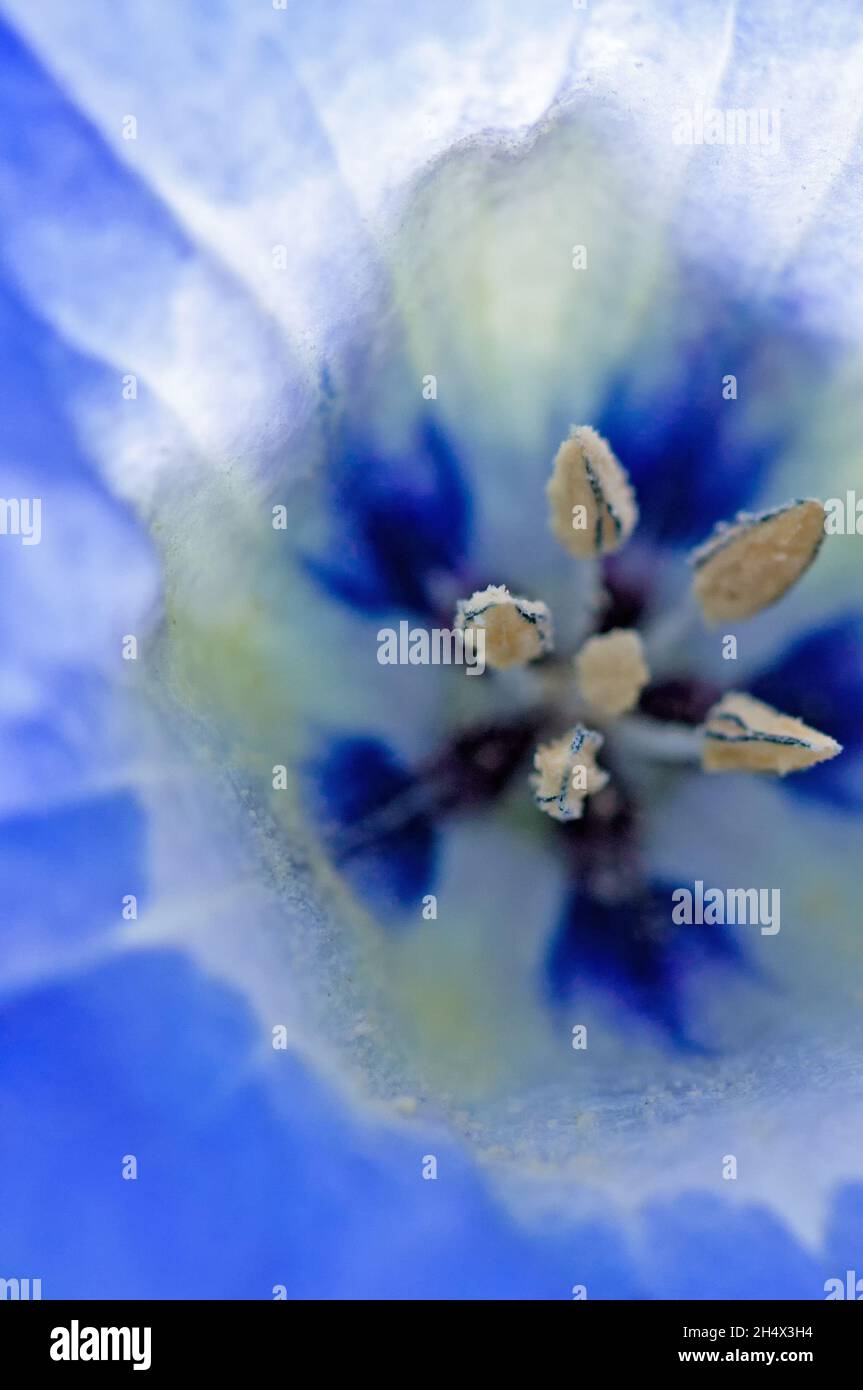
[3, 0, 863, 1302]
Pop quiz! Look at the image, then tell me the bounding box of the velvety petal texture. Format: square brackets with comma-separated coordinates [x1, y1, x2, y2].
[3, 0, 863, 1301]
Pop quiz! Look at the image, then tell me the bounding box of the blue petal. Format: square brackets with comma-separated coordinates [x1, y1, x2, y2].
[0, 947, 632, 1298]
[303, 418, 471, 617]
[751, 614, 863, 810]
[823, 1183, 863, 1289]
[0, 18, 190, 273]
[641, 1194, 820, 1299]
[4, 947, 860, 1297]
[0, 277, 158, 818]
[545, 880, 747, 1049]
[0, 281, 101, 484]
[594, 289, 821, 544]
[0, 16, 307, 469]
[0, 276, 159, 678]
[308, 735, 437, 913]
[0, 792, 145, 974]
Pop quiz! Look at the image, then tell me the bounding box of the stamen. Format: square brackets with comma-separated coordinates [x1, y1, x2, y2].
[530, 725, 609, 821]
[690, 499, 825, 623]
[575, 627, 650, 718]
[455, 584, 552, 669]
[546, 425, 638, 557]
[703, 691, 842, 775]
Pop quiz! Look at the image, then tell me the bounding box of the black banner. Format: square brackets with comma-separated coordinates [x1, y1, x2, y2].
[1, 1298, 858, 1374]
